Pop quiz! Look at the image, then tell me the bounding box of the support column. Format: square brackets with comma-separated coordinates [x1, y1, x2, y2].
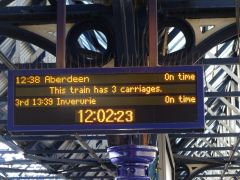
[56, 0, 66, 68]
[148, 0, 158, 67]
[108, 145, 158, 179]
[108, 1, 159, 179]
[112, 0, 138, 66]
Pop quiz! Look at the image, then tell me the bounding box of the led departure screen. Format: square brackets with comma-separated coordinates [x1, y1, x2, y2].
[8, 66, 204, 133]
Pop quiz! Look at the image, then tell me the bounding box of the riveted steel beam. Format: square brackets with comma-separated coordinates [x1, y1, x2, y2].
[170, 133, 240, 138]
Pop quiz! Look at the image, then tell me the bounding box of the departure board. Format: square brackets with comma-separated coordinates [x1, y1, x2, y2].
[8, 66, 204, 133]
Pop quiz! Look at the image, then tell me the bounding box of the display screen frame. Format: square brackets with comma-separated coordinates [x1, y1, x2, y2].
[8, 66, 204, 133]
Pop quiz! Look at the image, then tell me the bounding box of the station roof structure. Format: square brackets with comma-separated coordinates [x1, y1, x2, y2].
[0, 0, 240, 179]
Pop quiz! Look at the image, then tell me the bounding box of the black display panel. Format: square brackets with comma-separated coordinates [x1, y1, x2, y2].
[8, 66, 204, 133]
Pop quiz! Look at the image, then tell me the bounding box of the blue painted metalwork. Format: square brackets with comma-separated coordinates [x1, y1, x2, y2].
[175, 146, 240, 152]
[108, 145, 158, 179]
[200, 57, 239, 65]
[205, 91, 240, 97]
[0, 63, 55, 70]
[24, 149, 107, 154]
[205, 115, 240, 120]
[161, 0, 235, 18]
[170, 133, 240, 138]
[0, 24, 55, 55]
[12, 135, 107, 141]
[0, 4, 111, 24]
[196, 174, 240, 178]
[15, 56, 240, 70]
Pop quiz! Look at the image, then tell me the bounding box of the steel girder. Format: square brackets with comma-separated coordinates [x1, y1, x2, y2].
[160, 0, 236, 18]
[170, 37, 240, 179]
[0, 1, 235, 67]
[1, 57, 240, 71]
